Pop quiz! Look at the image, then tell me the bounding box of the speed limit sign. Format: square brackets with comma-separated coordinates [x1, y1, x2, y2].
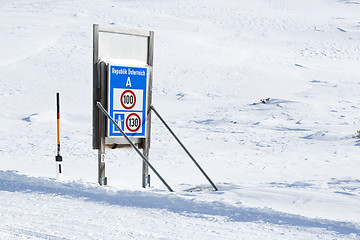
[126, 113, 141, 132]
[120, 90, 136, 110]
[108, 65, 149, 138]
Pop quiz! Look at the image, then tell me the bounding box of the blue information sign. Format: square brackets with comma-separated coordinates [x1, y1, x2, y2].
[108, 65, 148, 138]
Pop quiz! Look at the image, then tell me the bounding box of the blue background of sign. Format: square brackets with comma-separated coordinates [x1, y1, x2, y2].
[108, 65, 147, 137]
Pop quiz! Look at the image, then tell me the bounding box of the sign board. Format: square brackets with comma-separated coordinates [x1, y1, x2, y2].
[108, 65, 150, 138]
[93, 24, 154, 149]
[93, 24, 154, 187]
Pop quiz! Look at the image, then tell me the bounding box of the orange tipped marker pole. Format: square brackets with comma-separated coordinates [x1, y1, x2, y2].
[55, 92, 63, 180]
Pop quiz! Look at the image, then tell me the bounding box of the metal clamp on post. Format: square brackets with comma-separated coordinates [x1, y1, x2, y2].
[99, 177, 107, 186]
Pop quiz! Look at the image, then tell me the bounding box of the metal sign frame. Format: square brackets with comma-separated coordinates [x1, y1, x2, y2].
[92, 24, 154, 187]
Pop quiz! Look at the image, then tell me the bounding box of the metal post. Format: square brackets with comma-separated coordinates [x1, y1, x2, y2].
[142, 92, 151, 187]
[98, 62, 107, 186]
[142, 76, 152, 187]
[150, 105, 218, 191]
[142, 141, 150, 187]
[97, 102, 173, 192]
[142, 31, 155, 188]
[92, 24, 99, 150]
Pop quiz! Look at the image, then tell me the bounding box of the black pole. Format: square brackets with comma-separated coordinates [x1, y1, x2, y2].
[150, 105, 218, 191]
[56, 93, 63, 163]
[96, 102, 173, 192]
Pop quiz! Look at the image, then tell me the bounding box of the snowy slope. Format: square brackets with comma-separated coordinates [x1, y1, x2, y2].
[0, 0, 360, 239]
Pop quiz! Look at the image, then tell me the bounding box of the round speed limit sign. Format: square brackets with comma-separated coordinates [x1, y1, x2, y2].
[126, 113, 141, 132]
[120, 90, 136, 110]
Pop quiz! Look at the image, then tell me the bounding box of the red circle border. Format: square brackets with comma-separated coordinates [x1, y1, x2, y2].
[120, 90, 136, 110]
[126, 113, 141, 132]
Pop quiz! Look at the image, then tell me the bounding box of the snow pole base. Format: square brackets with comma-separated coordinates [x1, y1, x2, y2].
[55, 157, 63, 181]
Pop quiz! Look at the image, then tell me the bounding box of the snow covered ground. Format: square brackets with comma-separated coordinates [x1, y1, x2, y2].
[0, 0, 360, 239]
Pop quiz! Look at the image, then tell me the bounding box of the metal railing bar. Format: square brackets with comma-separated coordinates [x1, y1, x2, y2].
[150, 105, 218, 191]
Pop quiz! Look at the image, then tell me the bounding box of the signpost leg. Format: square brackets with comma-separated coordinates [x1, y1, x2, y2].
[142, 106, 152, 188]
[142, 145, 150, 188]
[98, 142, 107, 185]
[98, 107, 107, 185]
[143, 31, 154, 188]
[98, 61, 107, 186]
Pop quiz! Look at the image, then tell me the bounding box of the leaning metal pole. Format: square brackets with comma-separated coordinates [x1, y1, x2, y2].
[96, 102, 174, 192]
[150, 105, 218, 191]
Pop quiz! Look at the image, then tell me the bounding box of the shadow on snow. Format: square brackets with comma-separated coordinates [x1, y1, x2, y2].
[0, 170, 358, 236]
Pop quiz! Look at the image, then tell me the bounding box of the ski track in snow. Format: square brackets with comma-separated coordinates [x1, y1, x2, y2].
[1, 0, 360, 239]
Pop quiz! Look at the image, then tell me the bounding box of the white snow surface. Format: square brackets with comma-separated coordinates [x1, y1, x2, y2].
[1, 0, 360, 239]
